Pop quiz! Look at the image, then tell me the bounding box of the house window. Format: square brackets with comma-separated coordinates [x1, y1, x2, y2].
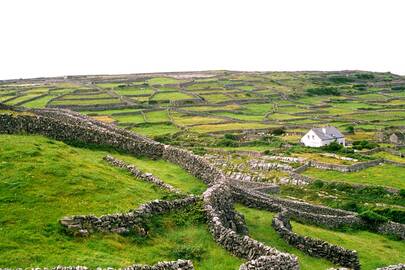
[312, 135, 314, 140]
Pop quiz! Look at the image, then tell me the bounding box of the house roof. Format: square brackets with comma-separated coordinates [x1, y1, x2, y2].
[391, 132, 405, 140]
[311, 126, 344, 141]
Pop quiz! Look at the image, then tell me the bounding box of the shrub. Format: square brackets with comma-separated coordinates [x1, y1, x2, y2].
[312, 179, 324, 188]
[192, 147, 207, 155]
[262, 149, 273, 156]
[327, 75, 355, 83]
[345, 126, 355, 134]
[359, 210, 388, 227]
[306, 87, 340, 96]
[391, 85, 405, 91]
[374, 208, 405, 224]
[399, 189, 405, 198]
[216, 138, 238, 147]
[170, 246, 206, 261]
[341, 201, 360, 212]
[322, 141, 343, 152]
[355, 73, 375, 80]
[224, 133, 238, 140]
[352, 140, 379, 150]
[271, 127, 285, 136]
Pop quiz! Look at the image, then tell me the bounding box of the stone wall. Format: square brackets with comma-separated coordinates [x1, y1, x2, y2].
[272, 210, 360, 270]
[60, 196, 198, 236]
[103, 155, 181, 193]
[0, 110, 164, 159]
[0, 260, 194, 270]
[203, 182, 300, 269]
[309, 159, 384, 172]
[376, 264, 405, 270]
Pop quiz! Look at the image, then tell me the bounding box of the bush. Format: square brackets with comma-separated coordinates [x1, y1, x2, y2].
[216, 138, 238, 147]
[391, 85, 405, 91]
[192, 147, 207, 155]
[355, 73, 375, 80]
[322, 141, 344, 152]
[312, 179, 324, 188]
[341, 201, 360, 212]
[327, 75, 355, 83]
[170, 246, 206, 261]
[262, 149, 273, 156]
[224, 133, 238, 140]
[374, 208, 405, 224]
[345, 126, 355, 134]
[352, 140, 379, 150]
[399, 189, 405, 198]
[271, 127, 285, 136]
[306, 87, 340, 96]
[359, 210, 388, 226]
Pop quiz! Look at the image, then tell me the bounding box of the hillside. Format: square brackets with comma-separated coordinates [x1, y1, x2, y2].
[0, 71, 404, 270]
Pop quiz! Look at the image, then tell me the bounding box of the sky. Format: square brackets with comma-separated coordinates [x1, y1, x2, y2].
[1, 0, 404, 79]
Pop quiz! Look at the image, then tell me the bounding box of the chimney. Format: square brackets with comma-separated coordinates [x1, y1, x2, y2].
[322, 127, 326, 134]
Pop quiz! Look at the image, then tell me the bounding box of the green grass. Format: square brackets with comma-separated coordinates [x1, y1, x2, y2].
[303, 165, 405, 189]
[236, 204, 405, 270]
[131, 123, 180, 138]
[236, 205, 335, 270]
[152, 92, 193, 101]
[190, 122, 277, 133]
[293, 220, 405, 269]
[144, 110, 170, 122]
[112, 113, 145, 124]
[147, 77, 185, 85]
[4, 94, 42, 105]
[200, 94, 233, 103]
[23, 95, 55, 108]
[62, 93, 113, 99]
[0, 134, 223, 268]
[51, 99, 122, 105]
[212, 111, 265, 121]
[115, 87, 154, 96]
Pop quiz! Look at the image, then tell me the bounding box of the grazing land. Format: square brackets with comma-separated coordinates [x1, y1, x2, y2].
[0, 70, 404, 269]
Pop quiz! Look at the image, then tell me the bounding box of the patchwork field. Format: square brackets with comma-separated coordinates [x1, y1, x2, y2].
[0, 70, 404, 269]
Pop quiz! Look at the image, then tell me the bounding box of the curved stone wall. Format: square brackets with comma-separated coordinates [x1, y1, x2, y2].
[272, 210, 360, 269]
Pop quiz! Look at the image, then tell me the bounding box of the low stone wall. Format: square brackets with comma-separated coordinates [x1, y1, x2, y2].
[0, 260, 195, 270]
[376, 221, 405, 240]
[103, 155, 181, 193]
[309, 159, 384, 172]
[376, 264, 405, 270]
[162, 145, 223, 186]
[0, 110, 164, 159]
[203, 182, 300, 269]
[60, 196, 197, 236]
[272, 210, 360, 269]
[47, 103, 134, 111]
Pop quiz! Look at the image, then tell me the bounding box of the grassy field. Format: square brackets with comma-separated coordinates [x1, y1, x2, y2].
[236, 205, 405, 270]
[303, 165, 405, 189]
[0, 134, 238, 269]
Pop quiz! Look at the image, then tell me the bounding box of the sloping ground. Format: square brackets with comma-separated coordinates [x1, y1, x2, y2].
[302, 165, 405, 190]
[0, 134, 240, 269]
[236, 205, 405, 270]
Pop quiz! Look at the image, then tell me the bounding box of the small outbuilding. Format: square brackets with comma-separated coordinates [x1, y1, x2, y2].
[301, 126, 345, 147]
[389, 132, 405, 145]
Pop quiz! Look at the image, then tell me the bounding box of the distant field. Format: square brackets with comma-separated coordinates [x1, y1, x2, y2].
[303, 165, 405, 189]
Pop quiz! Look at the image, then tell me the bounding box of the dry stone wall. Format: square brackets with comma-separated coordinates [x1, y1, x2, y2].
[103, 155, 181, 193]
[60, 196, 198, 237]
[272, 210, 360, 269]
[0, 260, 194, 270]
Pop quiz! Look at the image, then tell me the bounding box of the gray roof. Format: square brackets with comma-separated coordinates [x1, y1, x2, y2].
[311, 126, 344, 141]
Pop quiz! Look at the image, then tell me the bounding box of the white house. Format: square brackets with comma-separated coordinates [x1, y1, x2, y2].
[300, 126, 345, 147]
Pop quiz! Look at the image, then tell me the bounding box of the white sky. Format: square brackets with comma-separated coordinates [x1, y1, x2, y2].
[1, 0, 404, 79]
